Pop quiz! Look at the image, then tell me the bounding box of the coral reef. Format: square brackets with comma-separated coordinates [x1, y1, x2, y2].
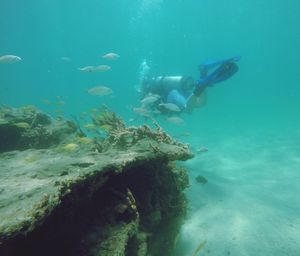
[91, 106, 189, 157]
[0, 106, 192, 256]
[0, 105, 78, 153]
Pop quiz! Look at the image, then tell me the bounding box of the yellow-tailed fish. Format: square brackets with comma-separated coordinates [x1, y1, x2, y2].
[41, 99, 52, 105]
[21, 105, 36, 113]
[13, 122, 30, 129]
[62, 143, 79, 151]
[77, 137, 93, 144]
[100, 124, 112, 131]
[84, 124, 96, 130]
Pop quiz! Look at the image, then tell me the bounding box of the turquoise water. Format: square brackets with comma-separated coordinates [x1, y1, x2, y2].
[1, 0, 300, 255]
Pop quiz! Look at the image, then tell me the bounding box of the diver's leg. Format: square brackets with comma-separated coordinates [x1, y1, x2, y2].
[186, 86, 207, 113]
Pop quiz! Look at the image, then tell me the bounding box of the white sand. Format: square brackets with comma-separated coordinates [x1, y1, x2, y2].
[174, 130, 300, 256]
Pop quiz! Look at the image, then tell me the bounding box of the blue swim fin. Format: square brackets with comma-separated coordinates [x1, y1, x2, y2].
[194, 56, 240, 95]
[194, 61, 239, 96]
[199, 56, 241, 70]
[207, 61, 239, 85]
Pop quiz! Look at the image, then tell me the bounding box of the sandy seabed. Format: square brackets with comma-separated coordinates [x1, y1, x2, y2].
[174, 128, 300, 256]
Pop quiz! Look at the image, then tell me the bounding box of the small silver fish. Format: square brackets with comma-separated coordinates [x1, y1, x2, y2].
[87, 86, 113, 96]
[93, 65, 111, 72]
[151, 109, 161, 115]
[132, 107, 149, 116]
[166, 116, 185, 125]
[159, 103, 181, 112]
[140, 94, 160, 105]
[0, 55, 22, 63]
[78, 66, 95, 72]
[197, 147, 208, 153]
[60, 56, 72, 62]
[102, 52, 120, 60]
[78, 65, 111, 73]
[175, 131, 191, 138]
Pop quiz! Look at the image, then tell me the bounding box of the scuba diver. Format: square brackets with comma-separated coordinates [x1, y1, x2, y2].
[139, 56, 241, 114]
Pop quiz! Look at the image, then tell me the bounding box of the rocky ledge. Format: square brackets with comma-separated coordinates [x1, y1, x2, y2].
[0, 106, 193, 256]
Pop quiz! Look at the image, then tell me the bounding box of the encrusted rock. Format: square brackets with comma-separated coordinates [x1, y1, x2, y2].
[0, 106, 77, 153]
[0, 106, 193, 256]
